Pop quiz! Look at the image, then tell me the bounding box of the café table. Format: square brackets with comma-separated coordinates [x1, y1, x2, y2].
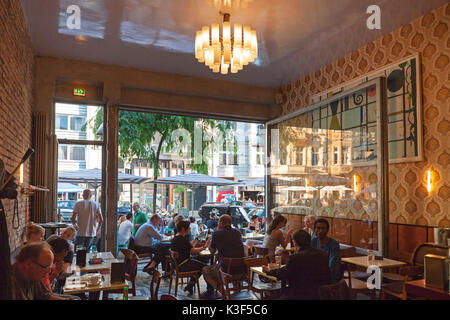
[250, 265, 285, 282]
[243, 233, 265, 241]
[68, 252, 119, 274]
[405, 279, 450, 300]
[38, 222, 70, 236]
[63, 273, 128, 297]
[341, 256, 406, 269]
[341, 256, 406, 294]
[159, 235, 174, 243]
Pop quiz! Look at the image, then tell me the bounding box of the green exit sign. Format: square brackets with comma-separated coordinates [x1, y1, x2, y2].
[73, 88, 86, 96]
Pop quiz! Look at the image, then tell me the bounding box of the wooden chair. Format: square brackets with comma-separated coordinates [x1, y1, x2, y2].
[102, 248, 138, 299]
[380, 243, 449, 300]
[380, 267, 409, 300]
[253, 245, 269, 258]
[319, 279, 352, 300]
[150, 269, 162, 300]
[222, 257, 250, 292]
[217, 268, 256, 300]
[128, 236, 153, 264]
[383, 243, 448, 282]
[167, 249, 201, 298]
[340, 246, 369, 281]
[160, 294, 178, 300]
[244, 257, 282, 299]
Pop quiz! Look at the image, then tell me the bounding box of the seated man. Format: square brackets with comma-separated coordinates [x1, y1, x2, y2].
[205, 213, 218, 231]
[311, 218, 341, 283]
[134, 214, 171, 274]
[10, 242, 78, 300]
[201, 214, 246, 299]
[44, 236, 70, 292]
[275, 230, 330, 299]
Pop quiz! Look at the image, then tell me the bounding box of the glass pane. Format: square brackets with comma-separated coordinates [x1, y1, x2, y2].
[269, 81, 382, 253]
[56, 115, 68, 130]
[55, 103, 103, 141]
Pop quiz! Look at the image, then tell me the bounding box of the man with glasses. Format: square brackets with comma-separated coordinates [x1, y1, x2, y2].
[10, 242, 77, 300]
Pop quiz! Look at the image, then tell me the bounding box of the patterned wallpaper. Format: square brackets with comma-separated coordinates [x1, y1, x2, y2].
[279, 4, 449, 227]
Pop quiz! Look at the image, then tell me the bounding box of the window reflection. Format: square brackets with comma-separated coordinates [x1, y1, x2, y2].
[269, 83, 382, 251]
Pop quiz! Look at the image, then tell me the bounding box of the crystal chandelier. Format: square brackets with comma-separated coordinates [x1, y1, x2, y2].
[194, 13, 258, 74]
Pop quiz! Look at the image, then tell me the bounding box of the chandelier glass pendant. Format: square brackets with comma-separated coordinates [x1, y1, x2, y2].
[194, 13, 258, 74]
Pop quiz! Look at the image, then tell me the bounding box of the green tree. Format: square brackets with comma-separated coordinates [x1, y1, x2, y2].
[93, 111, 234, 214]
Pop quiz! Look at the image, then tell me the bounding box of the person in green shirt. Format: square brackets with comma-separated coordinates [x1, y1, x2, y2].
[132, 202, 148, 236]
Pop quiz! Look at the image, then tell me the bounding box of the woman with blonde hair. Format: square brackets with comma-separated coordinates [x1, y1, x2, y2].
[24, 222, 45, 244]
[117, 215, 127, 227]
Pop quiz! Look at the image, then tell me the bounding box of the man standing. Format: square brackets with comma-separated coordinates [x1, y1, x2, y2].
[276, 230, 330, 299]
[10, 242, 76, 300]
[311, 218, 341, 283]
[201, 214, 245, 299]
[71, 189, 103, 251]
[132, 202, 148, 236]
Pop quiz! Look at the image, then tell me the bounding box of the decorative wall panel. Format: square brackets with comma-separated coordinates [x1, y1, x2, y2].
[279, 4, 449, 227]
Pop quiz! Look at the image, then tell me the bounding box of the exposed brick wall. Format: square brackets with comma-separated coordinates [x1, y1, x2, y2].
[0, 0, 34, 252]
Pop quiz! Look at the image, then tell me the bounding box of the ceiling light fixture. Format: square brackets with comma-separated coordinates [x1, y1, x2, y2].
[194, 13, 258, 74]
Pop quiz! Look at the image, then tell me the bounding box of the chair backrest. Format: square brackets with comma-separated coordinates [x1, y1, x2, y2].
[253, 245, 269, 257]
[168, 249, 180, 272]
[318, 279, 352, 300]
[160, 294, 178, 300]
[411, 243, 449, 266]
[223, 257, 247, 273]
[150, 269, 162, 300]
[243, 257, 268, 269]
[121, 248, 138, 280]
[217, 268, 234, 300]
[340, 246, 357, 258]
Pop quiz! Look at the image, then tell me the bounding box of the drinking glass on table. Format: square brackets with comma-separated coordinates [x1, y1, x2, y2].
[367, 250, 375, 264]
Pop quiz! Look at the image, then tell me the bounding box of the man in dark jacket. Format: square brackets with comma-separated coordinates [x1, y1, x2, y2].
[276, 229, 330, 299]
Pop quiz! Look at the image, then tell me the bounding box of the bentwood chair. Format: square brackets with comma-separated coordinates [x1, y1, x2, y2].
[160, 294, 178, 300]
[150, 269, 162, 300]
[103, 248, 138, 299]
[167, 249, 202, 298]
[244, 257, 282, 299]
[319, 279, 352, 300]
[217, 268, 256, 300]
[128, 236, 153, 265]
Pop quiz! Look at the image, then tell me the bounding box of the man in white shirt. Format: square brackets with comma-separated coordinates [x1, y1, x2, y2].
[117, 213, 133, 245]
[71, 189, 103, 251]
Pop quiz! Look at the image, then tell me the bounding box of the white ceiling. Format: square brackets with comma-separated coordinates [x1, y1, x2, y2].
[20, 0, 448, 87]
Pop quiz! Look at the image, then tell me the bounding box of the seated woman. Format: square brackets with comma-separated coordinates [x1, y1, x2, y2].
[24, 222, 45, 245]
[170, 220, 211, 295]
[263, 214, 293, 259]
[303, 215, 315, 236]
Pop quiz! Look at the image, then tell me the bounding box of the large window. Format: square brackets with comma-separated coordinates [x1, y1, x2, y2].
[267, 78, 388, 254]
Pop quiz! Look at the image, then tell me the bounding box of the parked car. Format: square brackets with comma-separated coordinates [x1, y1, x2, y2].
[57, 200, 77, 223]
[230, 200, 256, 213]
[117, 201, 132, 216]
[198, 202, 251, 227]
